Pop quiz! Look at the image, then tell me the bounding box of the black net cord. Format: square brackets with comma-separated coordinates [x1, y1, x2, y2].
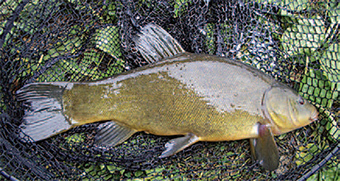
[0, 0, 339, 180]
[0, 0, 30, 49]
[0, 168, 19, 181]
[297, 143, 340, 181]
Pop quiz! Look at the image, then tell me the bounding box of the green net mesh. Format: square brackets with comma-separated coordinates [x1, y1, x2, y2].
[0, 0, 339, 180]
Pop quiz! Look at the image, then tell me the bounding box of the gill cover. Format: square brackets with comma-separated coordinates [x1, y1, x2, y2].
[263, 86, 318, 135]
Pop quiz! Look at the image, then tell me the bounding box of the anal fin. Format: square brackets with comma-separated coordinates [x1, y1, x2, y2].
[95, 121, 136, 147]
[159, 133, 199, 158]
[250, 124, 279, 171]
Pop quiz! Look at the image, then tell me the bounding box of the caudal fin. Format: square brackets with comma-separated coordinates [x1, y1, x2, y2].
[17, 82, 73, 142]
[134, 24, 185, 63]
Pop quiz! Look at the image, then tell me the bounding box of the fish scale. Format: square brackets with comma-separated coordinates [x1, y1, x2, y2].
[17, 24, 318, 171]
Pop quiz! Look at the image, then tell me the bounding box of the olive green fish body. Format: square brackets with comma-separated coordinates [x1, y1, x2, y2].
[17, 24, 318, 171]
[63, 53, 273, 141]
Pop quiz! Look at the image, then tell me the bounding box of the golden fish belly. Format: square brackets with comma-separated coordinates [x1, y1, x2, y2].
[62, 53, 275, 141]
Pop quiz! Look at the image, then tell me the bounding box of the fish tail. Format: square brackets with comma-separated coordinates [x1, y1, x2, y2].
[16, 82, 73, 142]
[134, 24, 186, 63]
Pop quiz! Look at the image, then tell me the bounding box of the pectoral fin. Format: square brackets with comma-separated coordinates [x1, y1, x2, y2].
[95, 121, 136, 147]
[250, 124, 279, 171]
[159, 133, 199, 158]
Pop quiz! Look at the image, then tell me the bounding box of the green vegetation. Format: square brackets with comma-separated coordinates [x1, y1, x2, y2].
[1, 0, 338, 180]
[307, 159, 339, 181]
[208, 0, 339, 180]
[36, 25, 124, 82]
[173, 0, 190, 18]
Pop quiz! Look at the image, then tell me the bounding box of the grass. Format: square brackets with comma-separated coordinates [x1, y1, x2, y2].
[1, 0, 338, 180]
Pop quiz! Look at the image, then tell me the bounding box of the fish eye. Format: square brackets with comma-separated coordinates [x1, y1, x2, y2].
[298, 96, 305, 105]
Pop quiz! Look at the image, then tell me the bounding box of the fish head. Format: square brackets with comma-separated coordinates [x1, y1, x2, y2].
[263, 86, 318, 135]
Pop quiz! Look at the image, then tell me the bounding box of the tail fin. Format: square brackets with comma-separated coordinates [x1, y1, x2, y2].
[134, 24, 185, 63]
[17, 82, 73, 142]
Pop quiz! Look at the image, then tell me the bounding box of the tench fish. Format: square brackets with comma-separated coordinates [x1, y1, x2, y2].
[17, 24, 318, 171]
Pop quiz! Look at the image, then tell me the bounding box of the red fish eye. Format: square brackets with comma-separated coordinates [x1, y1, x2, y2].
[298, 97, 305, 105]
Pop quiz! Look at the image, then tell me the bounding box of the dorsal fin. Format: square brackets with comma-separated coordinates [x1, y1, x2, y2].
[134, 24, 185, 63]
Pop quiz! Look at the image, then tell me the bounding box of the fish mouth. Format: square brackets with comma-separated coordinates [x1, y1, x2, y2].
[309, 110, 319, 122]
